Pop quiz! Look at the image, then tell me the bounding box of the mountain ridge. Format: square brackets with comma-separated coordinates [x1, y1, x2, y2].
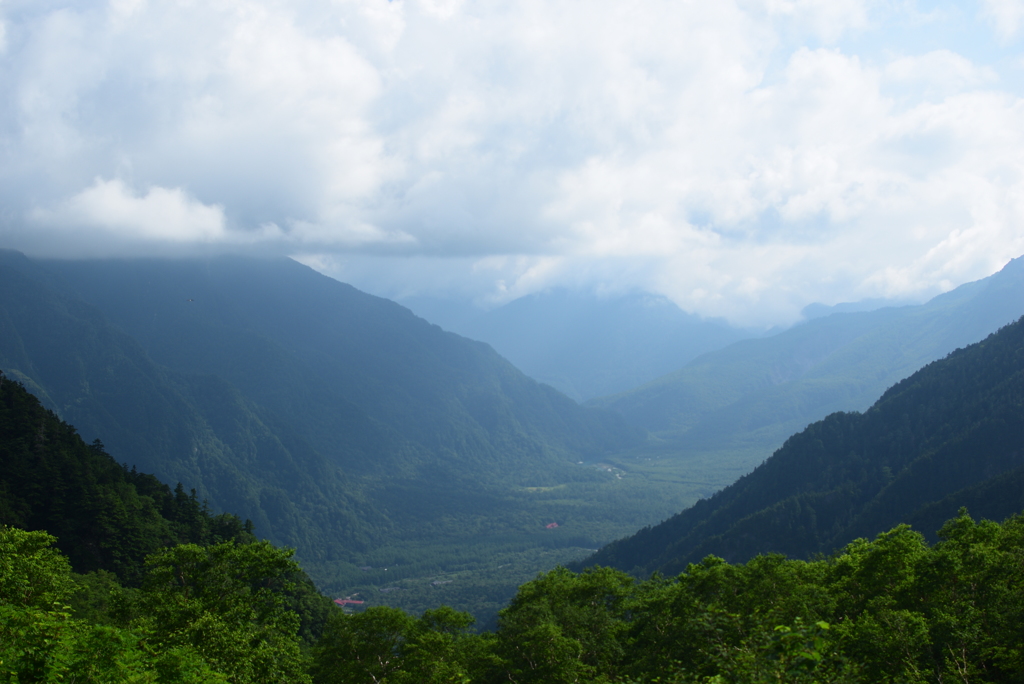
[581, 313, 1024, 576]
[401, 289, 753, 402]
[587, 255, 1024, 484]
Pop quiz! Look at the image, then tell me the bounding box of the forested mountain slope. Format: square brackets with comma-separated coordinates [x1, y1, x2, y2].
[0, 370, 333, 640]
[583, 314, 1024, 576]
[0, 369, 252, 582]
[0, 372, 339, 682]
[35, 255, 642, 476]
[0, 251, 374, 557]
[590, 255, 1024, 482]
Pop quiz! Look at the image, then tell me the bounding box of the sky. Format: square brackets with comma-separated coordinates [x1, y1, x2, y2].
[1, 0, 1022, 326]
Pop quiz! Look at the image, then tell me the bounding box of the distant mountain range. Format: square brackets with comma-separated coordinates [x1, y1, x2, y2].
[0, 251, 644, 587]
[590, 256, 1024, 485]
[401, 290, 753, 402]
[583, 312, 1024, 576]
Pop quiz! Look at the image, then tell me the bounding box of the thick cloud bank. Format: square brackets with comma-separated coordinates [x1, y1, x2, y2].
[1, 0, 1022, 324]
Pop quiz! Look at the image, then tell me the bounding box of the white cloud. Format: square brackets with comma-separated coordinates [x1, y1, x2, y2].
[32, 178, 227, 242]
[880, 49, 1002, 124]
[979, 0, 1024, 42]
[0, 0, 1022, 325]
[756, 0, 870, 42]
[884, 50, 997, 93]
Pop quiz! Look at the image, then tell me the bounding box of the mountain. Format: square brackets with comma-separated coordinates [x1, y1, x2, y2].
[0, 367, 253, 583]
[0, 369, 336, 655]
[0, 251, 373, 558]
[0, 251, 647, 601]
[401, 290, 752, 402]
[32, 255, 642, 474]
[589, 255, 1024, 484]
[7, 357, 1024, 684]
[582, 314, 1024, 576]
[800, 296, 918, 320]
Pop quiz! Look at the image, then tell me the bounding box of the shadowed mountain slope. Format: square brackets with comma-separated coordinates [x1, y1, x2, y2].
[582, 315, 1024, 576]
[0, 252, 373, 556]
[35, 256, 642, 474]
[0, 368, 253, 584]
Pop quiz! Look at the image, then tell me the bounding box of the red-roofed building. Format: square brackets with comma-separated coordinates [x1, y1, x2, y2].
[334, 599, 365, 606]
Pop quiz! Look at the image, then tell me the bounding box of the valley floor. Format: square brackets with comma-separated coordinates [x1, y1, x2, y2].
[309, 451, 746, 626]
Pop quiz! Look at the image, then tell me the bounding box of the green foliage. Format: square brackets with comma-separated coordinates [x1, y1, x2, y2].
[321, 510, 1014, 682]
[0, 526, 226, 683]
[0, 371, 334, 646]
[495, 566, 633, 683]
[70, 569, 124, 624]
[0, 527, 76, 681]
[310, 604, 486, 684]
[5, 498, 1024, 682]
[122, 541, 312, 684]
[485, 510, 1024, 683]
[0, 527, 76, 610]
[44, 624, 229, 684]
[0, 368, 258, 585]
[1, 527, 313, 683]
[311, 606, 416, 683]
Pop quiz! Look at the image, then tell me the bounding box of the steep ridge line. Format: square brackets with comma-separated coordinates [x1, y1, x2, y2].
[582, 314, 1024, 576]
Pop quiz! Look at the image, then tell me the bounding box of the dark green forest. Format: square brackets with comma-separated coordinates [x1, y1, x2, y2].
[0, 369, 334, 642]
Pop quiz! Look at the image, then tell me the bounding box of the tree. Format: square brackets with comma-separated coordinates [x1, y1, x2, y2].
[0, 526, 78, 681]
[311, 606, 415, 683]
[395, 606, 478, 684]
[123, 540, 312, 684]
[495, 566, 634, 683]
[0, 526, 222, 683]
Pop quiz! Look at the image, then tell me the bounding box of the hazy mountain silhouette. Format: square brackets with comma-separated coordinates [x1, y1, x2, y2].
[589, 256, 1024, 483]
[402, 290, 753, 402]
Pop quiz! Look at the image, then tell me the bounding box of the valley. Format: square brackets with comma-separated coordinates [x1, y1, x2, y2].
[310, 459, 716, 624]
[4, 3, 1022, 678]
[0, 251, 697, 624]
[5, 297, 1024, 682]
[3, 249, 1024, 629]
